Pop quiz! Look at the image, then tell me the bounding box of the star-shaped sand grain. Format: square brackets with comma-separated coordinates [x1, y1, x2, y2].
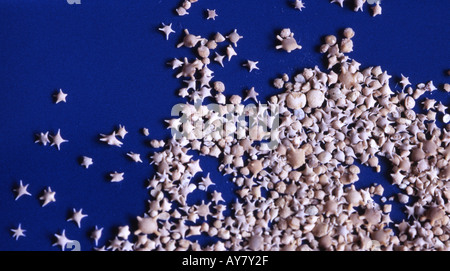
[211, 190, 224, 204]
[187, 159, 202, 176]
[53, 230, 73, 251]
[80, 156, 93, 169]
[121, 240, 134, 251]
[127, 152, 143, 163]
[67, 208, 88, 228]
[107, 237, 123, 251]
[399, 74, 411, 90]
[40, 187, 56, 207]
[199, 173, 214, 191]
[35, 132, 50, 146]
[158, 22, 175, 40]
[117, 225, 131, 240]
[14, 180, 31, 200]
[90, 226, 103, 246]
[11, 224, 26, 240]
[226, 29, 243, 47]
[116, 125, 128, 139]
[294, 0, 305, 11]
[100, 131, 123, 147]
[135, 215, 159, 235]
[110, 171, 124, 182]
[206, 9, 218, 20]
[51, 129, 68, 151]
[244, 87, 259, 102]
[214, 52, 225, 67]
[54, 89, 68, 104]
[243, 60, 259, 72]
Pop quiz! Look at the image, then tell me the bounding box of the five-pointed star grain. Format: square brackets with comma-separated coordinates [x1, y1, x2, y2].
[159, 23, 175, 40]
[14, 180, 31, 200]
[81, 156, 94, 169]
[67, 208, 88, 228]
[40, 187, 56, 207]
[11, 224, 26, 240]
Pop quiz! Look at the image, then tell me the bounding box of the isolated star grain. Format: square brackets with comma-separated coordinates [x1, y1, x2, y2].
[110, 171, 124, 183]
[81, 156, 93, 169]
[294, 0, 305, 11]
[67, 208, 88, 228]
[90, 226, 103, 246]
[39, 187, 56, 207]
[100, 131, 123, 147]
[168, 58, 183, 70]
[243, 60, 259, 72]
[53, 230, 73, 251]
[11, 224, 26, 240]
[127, 152, 143, 163]
[35, 132, 50, 146]
[159, 22, 175, 40]
[226, 29, 243, 47]
[14, 180, 31, 200]
[51, 129, 68, 151]
[54, 89, 68, 104]
[206, 9, 218, 20]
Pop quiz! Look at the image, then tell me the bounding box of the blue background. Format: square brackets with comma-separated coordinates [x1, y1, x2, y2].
[0, 0, 449, 250]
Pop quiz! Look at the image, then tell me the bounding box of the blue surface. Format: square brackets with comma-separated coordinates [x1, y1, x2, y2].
[0, 0, 449, 251]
